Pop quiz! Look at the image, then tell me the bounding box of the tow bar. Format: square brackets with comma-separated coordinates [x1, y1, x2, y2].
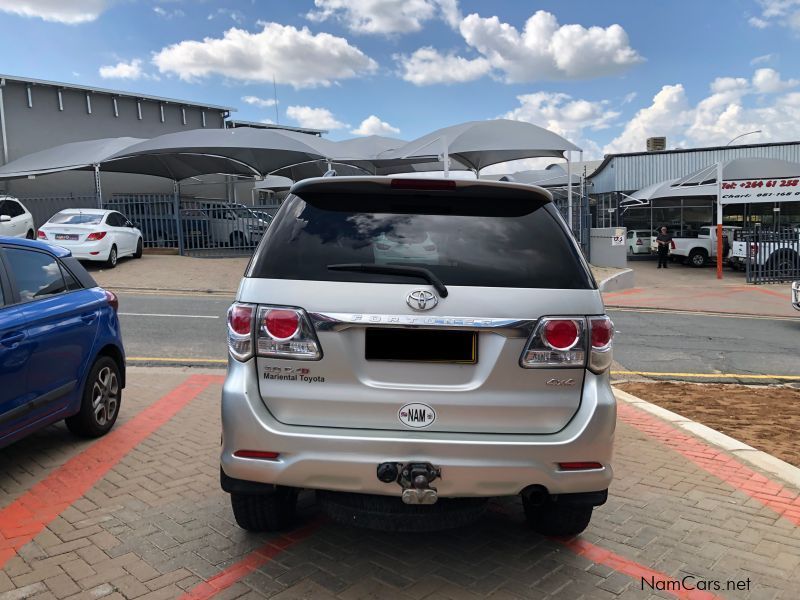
[377, 461, 441, 505]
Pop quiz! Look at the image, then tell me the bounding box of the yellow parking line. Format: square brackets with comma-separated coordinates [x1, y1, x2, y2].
[127, 356, 227, 364]
[612, 370, 800, 381]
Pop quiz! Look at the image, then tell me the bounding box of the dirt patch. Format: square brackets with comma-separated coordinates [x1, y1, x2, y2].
[617, 382, 800, 468]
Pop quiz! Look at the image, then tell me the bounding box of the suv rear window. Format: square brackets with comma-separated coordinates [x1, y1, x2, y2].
[249, 191, 593, 289]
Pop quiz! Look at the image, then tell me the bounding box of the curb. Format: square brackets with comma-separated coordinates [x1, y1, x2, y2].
[613, 387, 800, 490]
[598, 268, 634, 292]
[104, 286, 235, 297]
[604, 305, 798, 321]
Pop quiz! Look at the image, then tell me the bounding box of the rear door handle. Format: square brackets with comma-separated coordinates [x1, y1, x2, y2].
[81, 312, 98, 323]
[0, 331, 25, 346]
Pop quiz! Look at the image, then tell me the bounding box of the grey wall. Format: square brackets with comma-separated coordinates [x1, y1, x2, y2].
[590, 227, 628, 268]
[0, 79, 228, 200]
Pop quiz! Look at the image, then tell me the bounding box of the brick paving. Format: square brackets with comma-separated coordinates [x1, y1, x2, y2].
[1, 368, 799, 599]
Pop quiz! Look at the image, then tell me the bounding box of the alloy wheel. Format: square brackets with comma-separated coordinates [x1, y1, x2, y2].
[91, 366, 119, 427]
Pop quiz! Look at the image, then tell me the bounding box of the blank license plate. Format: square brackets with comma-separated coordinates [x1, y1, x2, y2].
[365, 328, 477, 364]
[55, 234, 79, 240]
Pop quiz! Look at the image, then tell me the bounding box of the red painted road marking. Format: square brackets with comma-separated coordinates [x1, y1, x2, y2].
[559, 537, 721, 600]
[179, 519, 324, 600]
[602, 288, 644, 299]
[0, 374, 223, 568]
[617, 402, 800, 527]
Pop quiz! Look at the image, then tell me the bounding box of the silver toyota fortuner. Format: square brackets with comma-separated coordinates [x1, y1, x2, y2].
[221, 176, 615, 536]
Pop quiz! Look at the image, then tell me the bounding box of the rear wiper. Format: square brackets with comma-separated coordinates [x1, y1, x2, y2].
[327, 263, 448, 297]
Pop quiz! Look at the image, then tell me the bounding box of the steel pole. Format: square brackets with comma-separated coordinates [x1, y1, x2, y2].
[716, 161, 723, 280]
[566, 153, 573, 233]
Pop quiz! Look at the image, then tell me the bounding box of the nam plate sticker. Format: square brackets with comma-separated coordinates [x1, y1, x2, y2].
[398, 403, 436, 428]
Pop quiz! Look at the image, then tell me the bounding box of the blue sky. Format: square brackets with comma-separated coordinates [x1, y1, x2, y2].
[0, 0, 799, 163]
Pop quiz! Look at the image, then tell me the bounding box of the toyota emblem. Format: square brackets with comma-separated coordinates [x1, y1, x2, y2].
[406, 289, 438, 311]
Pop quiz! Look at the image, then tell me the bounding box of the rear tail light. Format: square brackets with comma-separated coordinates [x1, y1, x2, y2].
[37, 230, 47, 240]
[588, 316, 614, 373]
[227, 303, 255, 361]
[257, 306, 321, 360]
[636, 238, 643, 245]
[558, 462, 603, 471]
[234, 450, 280, 460]
[86, 231, 107, 241]
[749, 243, 759, 257]
[520, 318, 585, 368]
[520, 315, 614, 373]
[104, 290, 119, 313]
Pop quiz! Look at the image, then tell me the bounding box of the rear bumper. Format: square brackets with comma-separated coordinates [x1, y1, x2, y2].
[60, 239, 112, 261]
[220, 358, 616, 498]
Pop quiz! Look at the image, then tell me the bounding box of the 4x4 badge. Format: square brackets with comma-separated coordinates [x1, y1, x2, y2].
[406, 289, 438, 311]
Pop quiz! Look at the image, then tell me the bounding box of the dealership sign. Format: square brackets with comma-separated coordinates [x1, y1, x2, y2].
[720, 177, 800, 204]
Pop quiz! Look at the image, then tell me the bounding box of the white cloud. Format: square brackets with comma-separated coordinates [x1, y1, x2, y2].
[752, 67, 798, 93]
[242, 95, 277, 108]
[350, 115, 400, 136]
[208, 8, 245, 25]
[286, 106, 347, 130]
[749, 0, 800, 29]
[604, 68, 800, 154]
[306, 0, 461, 34]
[751, 53, 775, 65]
[395, 47, 491, 85]
[152, 22, 378, 88]
[0, 0, 107, 24]
[154, 6, 185, 19]
[457, 10, 643, 83]
[622, 92, 637, 104]
[99, 59, 145, 80]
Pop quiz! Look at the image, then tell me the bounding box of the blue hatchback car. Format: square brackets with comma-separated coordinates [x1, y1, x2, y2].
[0, 236, 125, 448]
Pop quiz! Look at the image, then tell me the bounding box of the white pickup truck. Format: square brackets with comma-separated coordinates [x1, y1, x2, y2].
[658, 225, 740, 267]
[729, 228, 800, 273]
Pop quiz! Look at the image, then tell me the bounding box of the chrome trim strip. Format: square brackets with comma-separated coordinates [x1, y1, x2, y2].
[308, 312, 536, 338]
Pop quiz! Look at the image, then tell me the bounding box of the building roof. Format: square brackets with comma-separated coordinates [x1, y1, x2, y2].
[0, 73, 235, 112]
[225, 119, 326, 136]
[589, 139, 800, 180]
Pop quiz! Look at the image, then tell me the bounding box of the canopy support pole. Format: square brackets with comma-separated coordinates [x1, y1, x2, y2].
[716, 161, 723, 280]
[94, 164, 102, 208]
[173, 180, 185, 256]
[566, 153, 573, 233]
[442, 135, 450, 178]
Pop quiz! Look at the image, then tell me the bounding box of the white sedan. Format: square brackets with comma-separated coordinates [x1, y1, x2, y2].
[38, 209, 143, 268]
[0, 196, 36, 239]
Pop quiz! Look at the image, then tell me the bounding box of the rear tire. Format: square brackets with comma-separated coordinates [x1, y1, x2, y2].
[317, 491, 487, 532]
[230, 488, 298, 532]
[65, 356, 122, 438]
[133, 238, 143, 258]
[523, 497, 593, 536]
[688, 249, 707, 267]
[105, 245, 118, 269]
[26, 229, 35, 239]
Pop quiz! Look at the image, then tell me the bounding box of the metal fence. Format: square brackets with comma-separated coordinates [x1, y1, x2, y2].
[740, 228, 800, 283]
[552, 191, 591, 258]
[18, 194, 97, 228]
[102, 194, 274, 257]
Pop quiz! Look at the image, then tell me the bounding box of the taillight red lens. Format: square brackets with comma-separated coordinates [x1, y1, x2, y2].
[234, 450, 280, 460]
[558, 462, 603, 471]
[264, 309, 299, 340]
[590, 317, 613, 348]
[542, 319, 580, 350]
[228, 304, 253, 335]
[86, 232, 107, 241]
[37, 230, 47, 239]
[104, 290, 119, 312]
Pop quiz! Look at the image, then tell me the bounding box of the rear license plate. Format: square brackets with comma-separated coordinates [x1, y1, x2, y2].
[365, 328, 477, 364]
[55, 234, 79, 240]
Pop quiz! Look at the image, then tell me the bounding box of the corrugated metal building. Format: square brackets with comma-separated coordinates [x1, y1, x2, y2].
[588, 141, 800, 233]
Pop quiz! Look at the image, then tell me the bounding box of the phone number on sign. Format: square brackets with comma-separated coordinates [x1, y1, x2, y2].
[722, 179, 800, 190]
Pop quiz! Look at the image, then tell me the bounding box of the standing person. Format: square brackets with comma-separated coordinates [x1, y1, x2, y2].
[656, 226, 673, 269]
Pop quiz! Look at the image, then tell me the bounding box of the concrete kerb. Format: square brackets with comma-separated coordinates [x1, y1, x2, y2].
[597, 268, 634, 292]
[613, 387, 800, 490]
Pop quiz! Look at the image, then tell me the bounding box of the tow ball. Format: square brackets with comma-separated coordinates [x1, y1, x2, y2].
[377, 462, 441, 505]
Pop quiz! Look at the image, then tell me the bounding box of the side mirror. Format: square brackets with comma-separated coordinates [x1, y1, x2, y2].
[0, 214, 10, 223]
